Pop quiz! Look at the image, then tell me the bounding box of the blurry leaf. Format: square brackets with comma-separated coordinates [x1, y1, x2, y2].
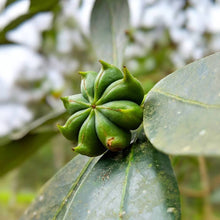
[78, 0, 84, 8]
[0, 13, 34, 44]
[0, 131, 55, 177]
[29, 0, 59, 12]
[144, 52, 220, 156]
[0, 0, 60, 44]
[0, 110, 66, 146]
[211, 188, 220, 204]
[4, 0, 20, 8]
[90, 0, 129, 67]
[21, 127, 180, 220]
[0, 110, 66, 176]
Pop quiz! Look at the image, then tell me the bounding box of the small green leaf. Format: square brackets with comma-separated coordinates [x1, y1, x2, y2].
[144, 52, 220, 156]
[21, 128, 180, 220]
[90, 0, 129, 67]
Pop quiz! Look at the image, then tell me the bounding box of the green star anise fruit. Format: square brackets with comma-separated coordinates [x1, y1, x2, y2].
[58, 60, 144, 157]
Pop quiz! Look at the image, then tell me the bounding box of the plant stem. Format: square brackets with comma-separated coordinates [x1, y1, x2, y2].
[211, 174, 220, 191]
[198, 156, 213, 220]
[179, 187, 206, 198]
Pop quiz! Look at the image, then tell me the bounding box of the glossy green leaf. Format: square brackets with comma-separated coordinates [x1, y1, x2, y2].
[144, 52, 220, 156]
[21, 128, 180, 220]
[0, 110, 66, 176]
[90, 0, 129, 67]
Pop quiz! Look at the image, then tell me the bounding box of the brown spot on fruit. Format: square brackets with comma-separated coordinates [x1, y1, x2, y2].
[107, 137, 114, 147]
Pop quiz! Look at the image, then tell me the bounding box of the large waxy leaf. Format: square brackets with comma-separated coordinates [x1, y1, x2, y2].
[21, 128, 180, 220]
[90, 0, 129, 67]
[0, 110, 66, 176]
[144, 52, 220, 156]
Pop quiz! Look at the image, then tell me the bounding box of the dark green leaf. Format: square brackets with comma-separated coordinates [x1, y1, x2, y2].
[90, 0, 129, 67]
[0, 131, 55, 177]
[29, 0, 59, 12]
[21, 128, 180, 220]
[4, 0, 20, 8]
[144, 52, 220, 156]
[0, 110, 66, 176]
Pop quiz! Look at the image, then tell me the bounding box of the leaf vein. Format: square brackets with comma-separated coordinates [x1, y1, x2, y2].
[119, 147, 133, 219]
[108, 1, 117, 66]
[152, 88, 220, 109]
[52, 158, 95, 220]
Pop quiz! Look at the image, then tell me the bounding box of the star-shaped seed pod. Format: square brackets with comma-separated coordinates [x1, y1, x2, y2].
[58, 61, 144, 157]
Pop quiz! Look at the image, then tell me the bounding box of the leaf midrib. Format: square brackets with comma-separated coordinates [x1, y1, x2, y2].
[119, 147, 134, 219]
[107, 0, 117, 66]
[152, 88, 220, 109]
[52, 157, 97, 220]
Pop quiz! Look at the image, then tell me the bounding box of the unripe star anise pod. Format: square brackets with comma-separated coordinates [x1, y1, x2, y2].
[58, 61, 144, 157]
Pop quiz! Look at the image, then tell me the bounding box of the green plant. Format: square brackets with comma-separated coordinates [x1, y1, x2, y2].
[0, 0, 219, 219]
[58, 61, 144, 156]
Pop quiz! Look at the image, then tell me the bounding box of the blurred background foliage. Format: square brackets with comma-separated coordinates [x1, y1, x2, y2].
[0, 0, 220, 219]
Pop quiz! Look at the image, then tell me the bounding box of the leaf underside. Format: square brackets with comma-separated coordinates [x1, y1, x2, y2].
[90, 0, 129, 67]
[21, 128, 180, 220]
[144, 52, 220, 156]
